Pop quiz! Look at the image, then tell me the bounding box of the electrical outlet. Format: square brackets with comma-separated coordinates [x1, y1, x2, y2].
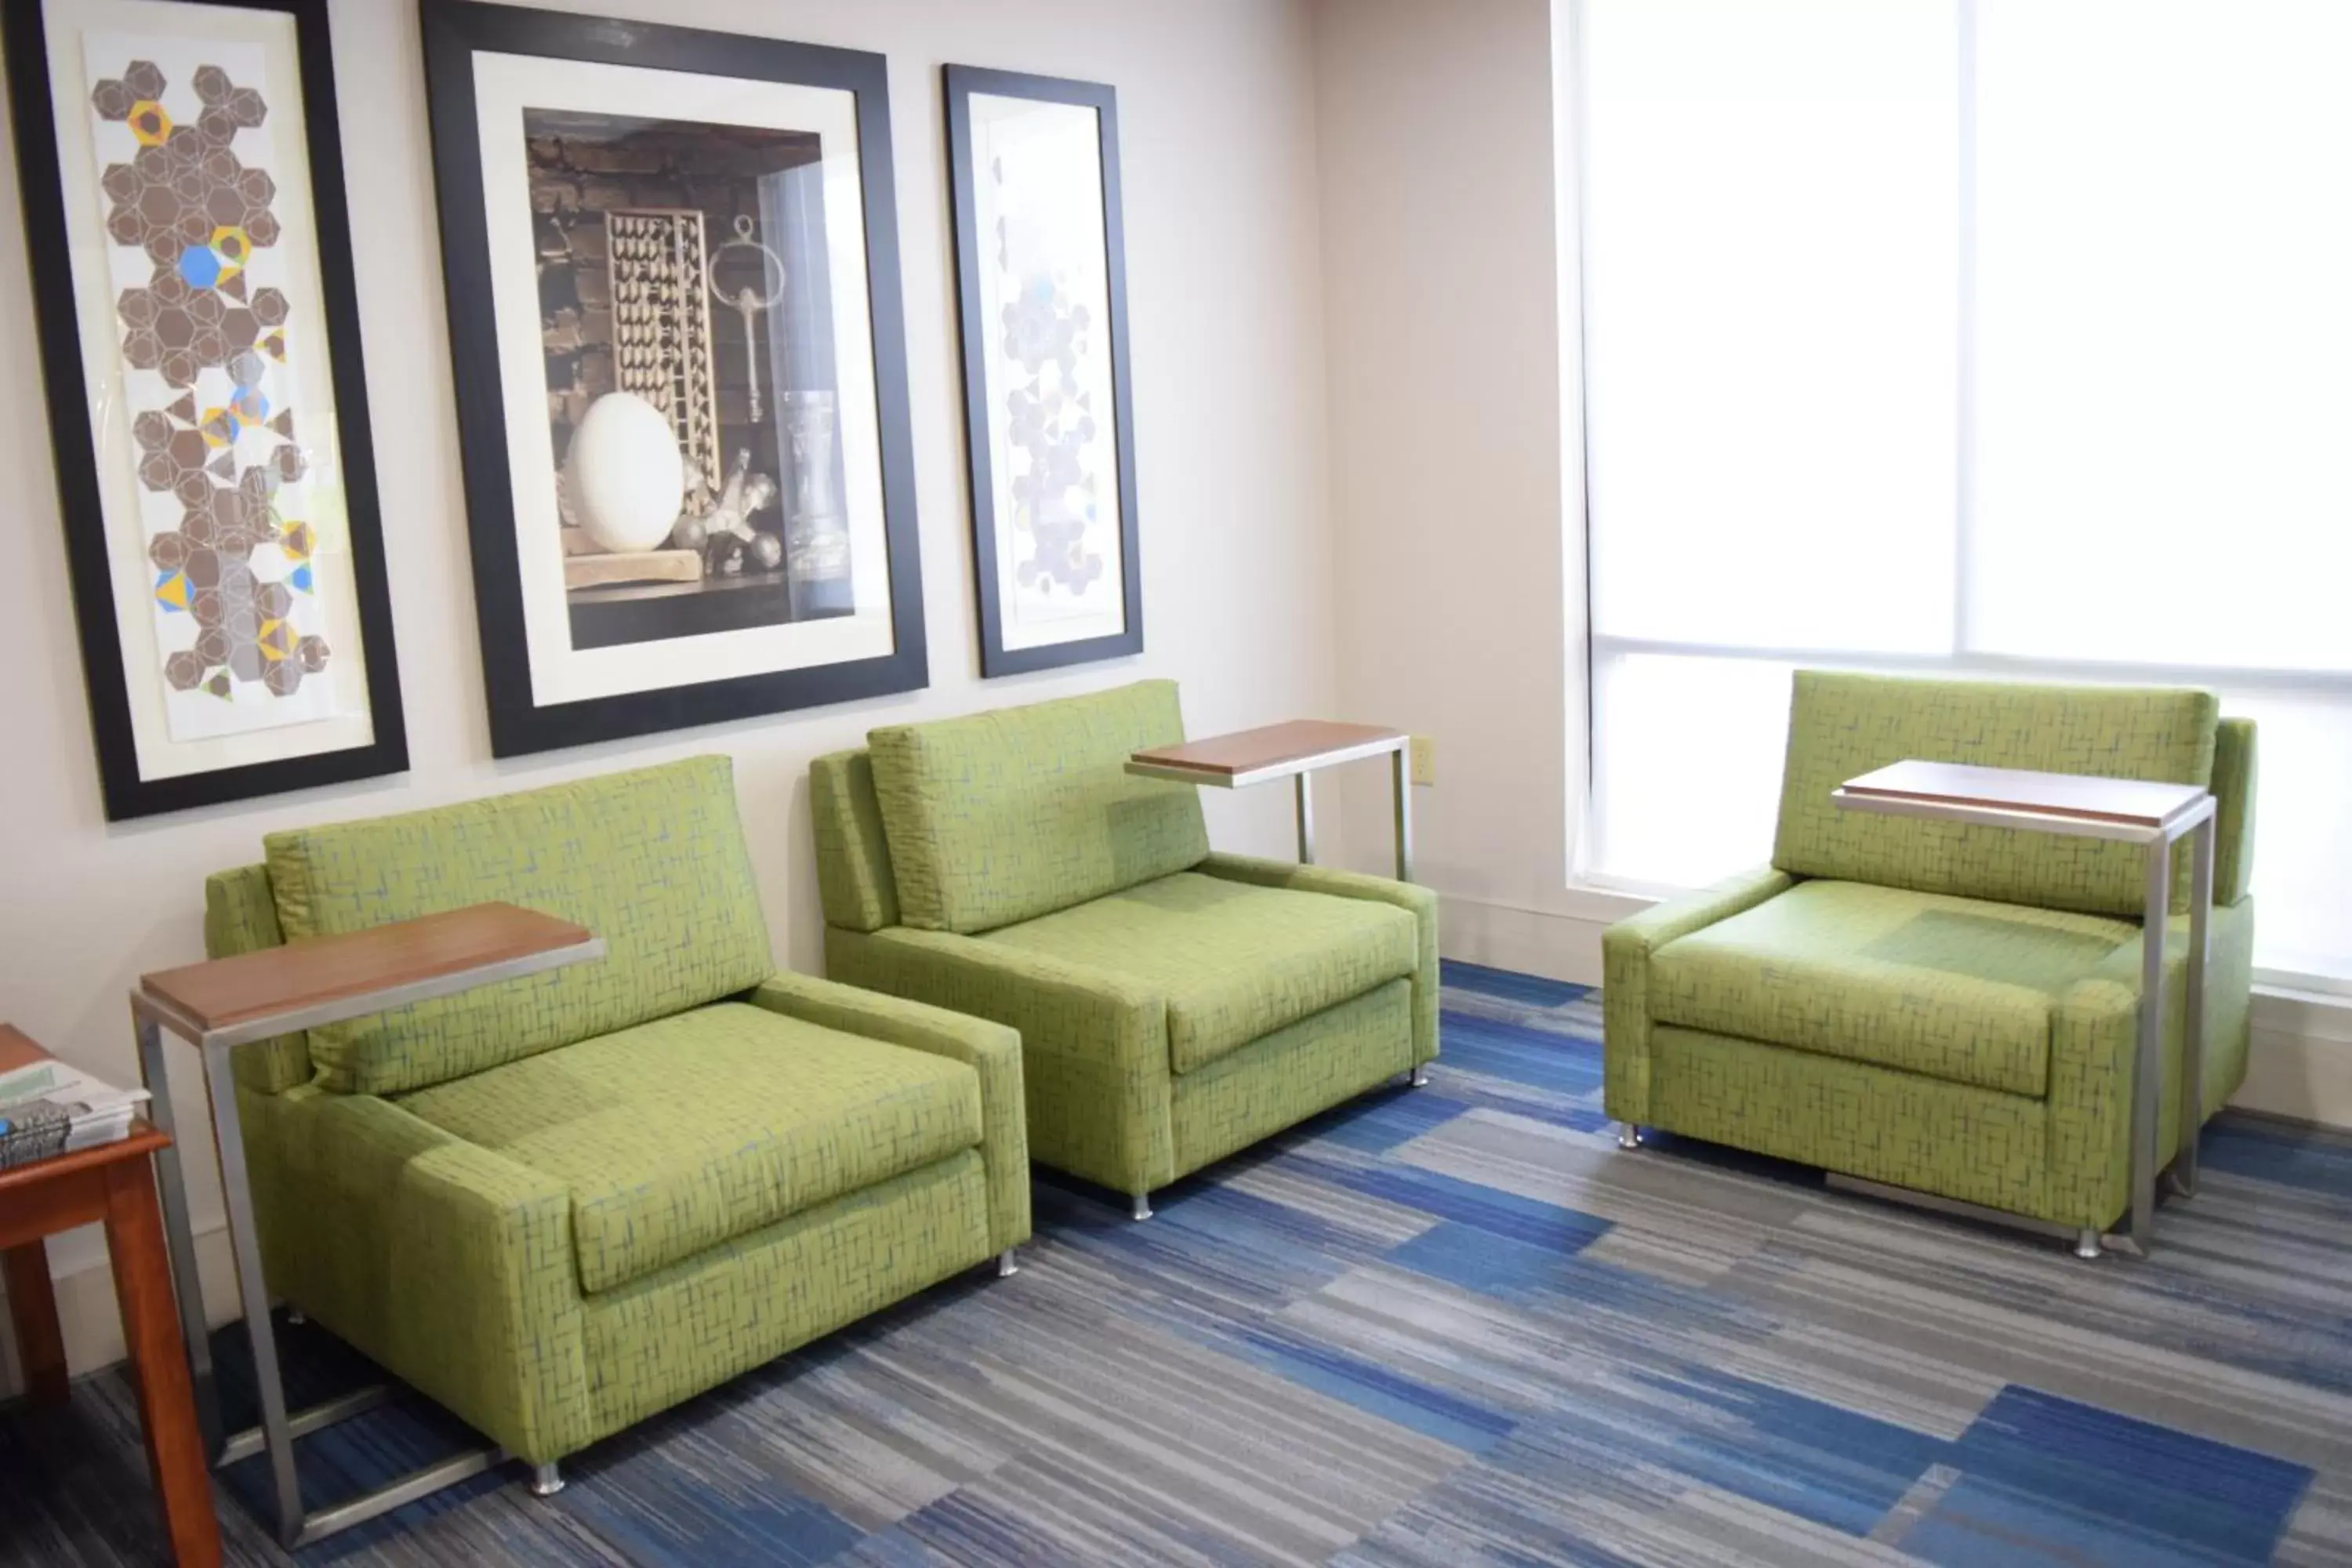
[1409, 735, 1436, 786]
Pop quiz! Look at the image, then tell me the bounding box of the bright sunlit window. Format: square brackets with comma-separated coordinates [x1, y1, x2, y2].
[1573, 0, 2352, 985]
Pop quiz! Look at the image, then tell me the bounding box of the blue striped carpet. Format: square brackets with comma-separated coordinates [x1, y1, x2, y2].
[5, 961, 2351, 1565]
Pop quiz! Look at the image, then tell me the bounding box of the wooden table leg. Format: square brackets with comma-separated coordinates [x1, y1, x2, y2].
[103, 1161, 222, 1568]
[2, 1237, 68, 1406]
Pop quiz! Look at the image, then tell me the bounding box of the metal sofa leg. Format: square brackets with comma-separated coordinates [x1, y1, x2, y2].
[1615, 1123, 1642, 1151]
[1409, 1066, 1430, 1087]
[1130, 1192, 1153, 1221]
[528, 1462, 564, 1498]
[2074, 1229, 2103, 1261]
[996, 1247, 1019, 1278]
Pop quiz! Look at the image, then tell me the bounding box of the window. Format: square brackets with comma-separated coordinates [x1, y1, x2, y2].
[1573, 0, 2352, 984]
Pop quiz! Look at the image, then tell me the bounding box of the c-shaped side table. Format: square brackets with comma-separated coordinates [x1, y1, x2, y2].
[1833, 760, 2216, 1259]
[1128, 720, 1414, 882]
[130, 902, 603, 1548]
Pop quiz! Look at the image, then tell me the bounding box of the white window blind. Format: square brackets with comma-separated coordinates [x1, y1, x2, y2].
[1576, 0, 2352, 984]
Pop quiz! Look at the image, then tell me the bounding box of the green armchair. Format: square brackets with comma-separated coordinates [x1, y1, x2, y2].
[811, 679, 1439, 1217]
[205, 757, 1029, 1475]
[1603, 671, 2256, 1253]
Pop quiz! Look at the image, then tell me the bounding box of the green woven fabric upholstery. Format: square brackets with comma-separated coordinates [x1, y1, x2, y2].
[866, 680, 1210, 935]
[1602, 866, 1793, 1127]
[1650, 880, 2139, 1098]
[397, 1003, 984, 1294]
[979, 872, 1416, 1075]
[823, 684, 1435, 1198]
[810, 749, 900, 933]
[206, 758, 1031, 1466]
[744, 971, 1030, 1255]
[204, 864, 310, 1094]
[2213, 717, 2257, 906]
[1609, 673, 2255, 1236]
[1169, 980, 1414, 1175]
[267, 757, 775, 1095]
[1196, 853, 1441, 1066]
[1773, 671, 2217, 919]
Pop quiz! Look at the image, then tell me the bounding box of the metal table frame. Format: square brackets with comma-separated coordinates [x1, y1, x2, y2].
[1830, 782, 2216, 1258]
[131, 932, 605, 1548]
[1127, 730, 1414, 883]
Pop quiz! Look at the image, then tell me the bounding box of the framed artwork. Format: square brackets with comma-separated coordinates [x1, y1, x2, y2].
[3, 0, 405, 820]
[421, 1, 927, 757]
[944, 66, 1142, 677]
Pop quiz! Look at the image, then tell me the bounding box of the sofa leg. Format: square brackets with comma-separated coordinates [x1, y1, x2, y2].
[1615, 1123, 1642, 1151]
[1130, 1192, 1153, 1221]
[528, 1462, 564, 1498]
[2073, 1229, 2103, 1261]
[1409, 1066, 1430, 1087]
[996, 1247, 1020, 1278]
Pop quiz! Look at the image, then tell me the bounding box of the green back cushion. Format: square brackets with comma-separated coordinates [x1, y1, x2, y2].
[867, 679, 1211, 935]
[810, 750, 900, 933]
[204, 864, 312, 1094]
[1773, 671, 2218, 919]
[266, 756, 775, 1094]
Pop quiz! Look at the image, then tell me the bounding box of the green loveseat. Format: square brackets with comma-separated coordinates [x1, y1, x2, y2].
[811, 680, 1439, 1217]
[1604, 672, 2256, 1254]
[205, 757, 1029, 1479]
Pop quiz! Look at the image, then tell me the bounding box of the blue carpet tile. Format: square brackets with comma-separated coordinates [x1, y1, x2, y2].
[5, 967, 2352, 1565]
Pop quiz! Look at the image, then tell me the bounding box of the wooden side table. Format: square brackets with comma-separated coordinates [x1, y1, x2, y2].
[1, 1086, 220, 1567]
[1834, 759, 2217, 1259]
[1129, 720, 1414, 881]
[130, 902, 604, 1549]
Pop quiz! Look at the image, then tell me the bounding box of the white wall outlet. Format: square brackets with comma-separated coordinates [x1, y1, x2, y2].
[1409, 735, 1436, 786]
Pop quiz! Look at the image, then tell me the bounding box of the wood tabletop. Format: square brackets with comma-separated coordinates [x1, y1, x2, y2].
[137, 902, 597, 1033]
[0, 1118, 169, 1197]
[1837, 760, 2209, 829]
[0, 1022, 46, 1075]
[1131, 720, 1406, 779]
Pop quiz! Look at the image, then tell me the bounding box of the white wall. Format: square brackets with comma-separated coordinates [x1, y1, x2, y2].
[1311, 0, 1641, 981]
[0, 0, 1334, 1381]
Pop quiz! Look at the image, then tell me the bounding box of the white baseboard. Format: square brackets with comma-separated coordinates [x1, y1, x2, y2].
[1439, 893, 2352, 1131]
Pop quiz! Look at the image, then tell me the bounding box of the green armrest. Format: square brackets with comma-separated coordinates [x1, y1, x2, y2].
[1196, 851, 1440, 1065]
[285, 1091, 592, 1465]
[2045, 897, 2257, 1229]
[827, 925, 1174, 1196]
[745, 971, 1032, 1254]
[1602, 866, 1795, 1123]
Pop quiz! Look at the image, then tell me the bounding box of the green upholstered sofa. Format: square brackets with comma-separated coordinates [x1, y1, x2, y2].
[1604, 672, 2256, 1251]
[204, 757, 1029, 1475]
[810, 679, 1439, 1217]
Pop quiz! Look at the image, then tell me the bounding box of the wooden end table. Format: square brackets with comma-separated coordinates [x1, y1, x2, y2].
[1129, 720, 1414, 881]
[1833, 760, 2217, 1259]
[2, 1033, 220, 1566]
[129, 902, 604, 1548]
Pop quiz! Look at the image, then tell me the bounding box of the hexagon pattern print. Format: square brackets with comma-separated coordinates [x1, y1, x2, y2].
[85, 45, 338, 740]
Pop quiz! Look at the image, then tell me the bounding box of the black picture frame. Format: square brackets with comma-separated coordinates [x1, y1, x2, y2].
[3, 0, 408, 820]
[944, 65, 1143, 677]
[420, 0, 928, 757]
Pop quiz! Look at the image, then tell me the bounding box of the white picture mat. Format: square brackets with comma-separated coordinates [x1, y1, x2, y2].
[968, 92, 1125, 652]
[470, 51, 895, 709]
[44, 0, 377, 782]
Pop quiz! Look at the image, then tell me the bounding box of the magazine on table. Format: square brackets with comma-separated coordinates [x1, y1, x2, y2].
[0, 1025, 149, 1171]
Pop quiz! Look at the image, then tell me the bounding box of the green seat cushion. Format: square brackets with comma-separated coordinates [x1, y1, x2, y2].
[866, 679, 1210, 935]
[979, 872, 1417, 1075]
[265, 757, 775, 1094]
[1649, 880, 2136, 1098]
[397, 1002, 982, 1295]
[1773, 671, 2217, 919]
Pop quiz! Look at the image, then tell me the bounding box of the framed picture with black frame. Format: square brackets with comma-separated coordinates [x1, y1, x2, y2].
[944, 65, 1142, 677]
[421, 0, 928, 757]
[3, 0, 406, 820]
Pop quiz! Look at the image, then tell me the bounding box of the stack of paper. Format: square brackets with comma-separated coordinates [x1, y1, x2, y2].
[0, 1025, 149, 1171]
